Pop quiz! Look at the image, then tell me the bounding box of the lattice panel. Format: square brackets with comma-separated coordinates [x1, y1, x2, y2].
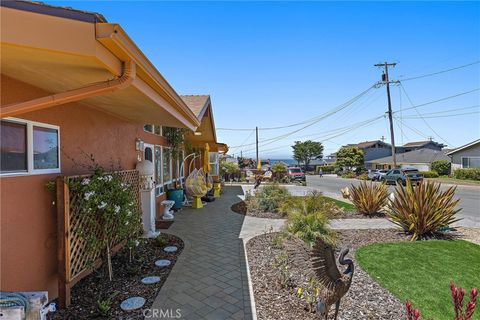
[66, 170, 140, 282]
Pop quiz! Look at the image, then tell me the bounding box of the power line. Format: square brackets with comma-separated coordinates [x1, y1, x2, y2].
[393, 88, 480, 113]
[399, 60, 480, 82]
[399, 82, 452, 146]
[402, 111, 479, 119]
[393, 116, 430, 140]
[218, 84, 376, 132]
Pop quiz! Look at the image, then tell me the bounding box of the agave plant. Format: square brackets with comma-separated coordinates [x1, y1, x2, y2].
[349, 181, 388, 215]
[387, 180, 461, 240]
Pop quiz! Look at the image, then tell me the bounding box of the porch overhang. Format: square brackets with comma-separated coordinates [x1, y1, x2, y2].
[0, 3, 200, 131]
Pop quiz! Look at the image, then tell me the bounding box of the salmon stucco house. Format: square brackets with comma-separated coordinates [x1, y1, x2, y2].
[0, 1, 225, 302]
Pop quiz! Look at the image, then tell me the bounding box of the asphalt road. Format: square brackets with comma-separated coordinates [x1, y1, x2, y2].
[306, 175, 480, 228]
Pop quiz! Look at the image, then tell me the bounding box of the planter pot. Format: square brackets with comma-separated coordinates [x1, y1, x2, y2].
[167, 189, 184, 210]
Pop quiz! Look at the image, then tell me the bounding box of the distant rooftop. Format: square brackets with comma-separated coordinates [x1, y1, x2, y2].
[366, 148, 450, 164]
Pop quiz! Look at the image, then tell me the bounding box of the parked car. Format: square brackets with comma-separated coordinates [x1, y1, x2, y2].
[287, 167, 306, 181]
[368, 169, 389, 181]
[381, 167, 423, 185]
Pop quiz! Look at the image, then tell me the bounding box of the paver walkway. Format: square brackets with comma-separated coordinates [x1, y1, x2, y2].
[149, 186, 282, 320]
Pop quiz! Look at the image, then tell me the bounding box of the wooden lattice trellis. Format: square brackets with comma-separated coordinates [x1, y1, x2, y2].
[56, 170, 140, 308]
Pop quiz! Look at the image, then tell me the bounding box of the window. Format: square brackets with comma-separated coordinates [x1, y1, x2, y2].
[162, 147, 172, 188]
[1, 118, 60, 175]
[155, 146, 163, 196]
[209, 152, 219, 176]
[143, 124, 162, 136]
[462, 157, 480, 168]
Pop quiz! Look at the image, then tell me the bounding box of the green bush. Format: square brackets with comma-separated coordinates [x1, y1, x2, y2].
[341, 171, 356, 179]
[278, 192, 339, 218]
[421, 171, 440, 178]
[286, 211, 335, 246]
[453, 168, 480, 181]
[317, 164, 336, 173]
[387, 180, 461, 240]
[431, 160, 451, 176]
[271, 162, 287, 173]
[248, 184, 289, 213]
[357, 173, 369, 180]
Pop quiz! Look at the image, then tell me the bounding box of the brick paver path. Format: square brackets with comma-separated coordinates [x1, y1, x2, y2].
[149, 186, 282, 320]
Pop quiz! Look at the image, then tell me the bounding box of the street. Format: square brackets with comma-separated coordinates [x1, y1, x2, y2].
[307, 175, 480, 228]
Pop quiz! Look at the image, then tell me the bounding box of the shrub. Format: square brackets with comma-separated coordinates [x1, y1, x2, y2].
[349, 181, 388, 215]
[317, 164, 336, 173]
[278, 192, 340, 218]
[431, 160, 451, 176]
[453, 168, 480, 181]
[421, 171, 439, 178]
[286, 211, 335, 246]
[249, 184, 289, 213]
[357, 173, 369, 180]
[271, 162, 287, 173]
[341, 171, 356, 179]
[387, 180, 461, 240]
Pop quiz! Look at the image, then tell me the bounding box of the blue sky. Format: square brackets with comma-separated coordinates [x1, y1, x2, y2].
[49, 1, 480, 158]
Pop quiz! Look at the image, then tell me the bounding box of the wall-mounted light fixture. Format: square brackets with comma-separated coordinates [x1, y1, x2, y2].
[135, 138, 145, 151]
[194, 131, 202, 136]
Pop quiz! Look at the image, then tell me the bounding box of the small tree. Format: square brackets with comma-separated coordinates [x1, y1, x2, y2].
[336, 146, 364, 170]
[431, 160, 451, 176]
[271, 162, 287, 181]
[291, 140, 324, 171]
[220, 161, 239, 181]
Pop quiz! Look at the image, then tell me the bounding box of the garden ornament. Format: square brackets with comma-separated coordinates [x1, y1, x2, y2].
[161, 200, 175, 220]
[287, 237, 354, 320]
[340, 187, 350, 199]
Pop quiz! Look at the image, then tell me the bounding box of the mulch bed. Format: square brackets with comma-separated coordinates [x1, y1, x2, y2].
[332, 210, 386, 219]
[246, 229, 410, 320]
[49, 233, 183, 320]
[230, 201, 285, 219]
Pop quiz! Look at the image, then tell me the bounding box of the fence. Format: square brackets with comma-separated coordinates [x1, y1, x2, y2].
[56, 170, 140, 308]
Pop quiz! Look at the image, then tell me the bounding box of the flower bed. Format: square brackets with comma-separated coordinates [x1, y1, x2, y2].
[49, 234, 183, 319]
[246, 229, 409, 319]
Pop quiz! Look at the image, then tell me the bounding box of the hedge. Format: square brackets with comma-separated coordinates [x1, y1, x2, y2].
[453, 168, 480, 181]
[421, 171, 440, 178]
[431, 160, 451, 176]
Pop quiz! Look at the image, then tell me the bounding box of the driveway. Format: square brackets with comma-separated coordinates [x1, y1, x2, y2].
[307, 175, 480, 228]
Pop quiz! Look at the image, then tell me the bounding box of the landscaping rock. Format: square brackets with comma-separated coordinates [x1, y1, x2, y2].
[120, 296, 146, 311]
[141, 276, 161, 285]
[163, 246, 177, 253]
[155, 259, 171, 267]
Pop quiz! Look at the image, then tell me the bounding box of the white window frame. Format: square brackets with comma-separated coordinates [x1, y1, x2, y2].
[162, 146, 173, 189]
[1, 117, 61, 177]
[209, 152, 219, 176]
[154, 145, 164, 197]
[461, 156, 480, 168]
[143, 124, 162, 136]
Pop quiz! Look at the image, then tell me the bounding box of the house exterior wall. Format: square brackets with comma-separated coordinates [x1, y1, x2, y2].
[363, 147, 392, 168]
[450, 143, 480, 170]
[0, 75, 169, 300]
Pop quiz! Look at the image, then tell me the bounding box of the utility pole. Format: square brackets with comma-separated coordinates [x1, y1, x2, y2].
[375, 62, 397, 168]
[240, 150, 243, 159]
[255, 126, 259, 165]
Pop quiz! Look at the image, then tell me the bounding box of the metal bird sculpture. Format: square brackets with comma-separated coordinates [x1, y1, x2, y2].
[286, 237, 354, 319]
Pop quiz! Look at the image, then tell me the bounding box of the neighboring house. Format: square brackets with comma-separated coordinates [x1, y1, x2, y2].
[446, 139, 480, 171]
[0, 1, 224, 301]
[366, 148, 451, 171]
[345, 140, 392, 169]
[399, 140, 445, 153]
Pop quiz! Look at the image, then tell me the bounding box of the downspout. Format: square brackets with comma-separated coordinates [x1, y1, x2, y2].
[0, 60, 136, 118]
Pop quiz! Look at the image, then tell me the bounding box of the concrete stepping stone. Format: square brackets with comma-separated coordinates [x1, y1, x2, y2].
[163, 246, 177, 253]
[120, 297, 145, 311]
[141, 276, 161, 284]
[155, 259, 171, 267]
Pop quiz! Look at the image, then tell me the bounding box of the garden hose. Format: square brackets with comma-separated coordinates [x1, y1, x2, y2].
[0, 292, 29, 319]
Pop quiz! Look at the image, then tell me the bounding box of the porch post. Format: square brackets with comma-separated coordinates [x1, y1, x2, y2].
[56, 176, 71, 308]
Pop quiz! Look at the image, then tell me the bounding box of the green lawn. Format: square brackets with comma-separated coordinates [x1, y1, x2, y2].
[427, 176, 480, 186]
[323, 196, 355, 211]
[356, 240, 480, 319]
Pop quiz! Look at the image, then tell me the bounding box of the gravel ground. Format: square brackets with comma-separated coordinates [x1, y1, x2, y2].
[231, 201, 285, 219]
[247, 229, 409, 320]
[456, 227, 480, 245]
[49, 233, 183, 320]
